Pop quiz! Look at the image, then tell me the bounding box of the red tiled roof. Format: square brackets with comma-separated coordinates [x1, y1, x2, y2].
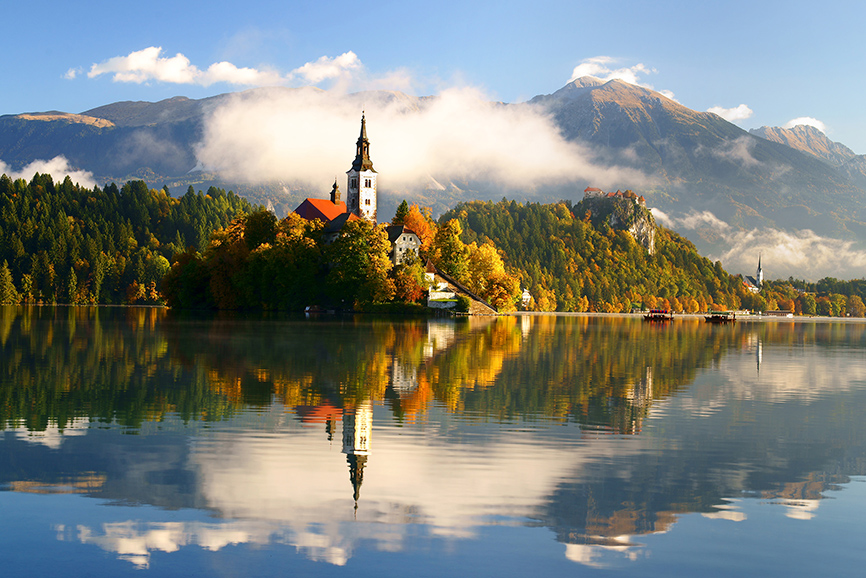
[584, 186, 603, 193]
[294, 198, 347, 222]
[294, 401, 342, 424]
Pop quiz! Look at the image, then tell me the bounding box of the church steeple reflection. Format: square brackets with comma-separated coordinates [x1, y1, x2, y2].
[342, 401, 372, 508]
[756, 338, 762, 373]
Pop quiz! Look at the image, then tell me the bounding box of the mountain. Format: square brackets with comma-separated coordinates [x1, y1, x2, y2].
[749, 124, 855, 166]
[750, 124, 866, 190]
[3, 79, 866, 257]
[0, 104, 202, 178]
[529, 78, 866, 238]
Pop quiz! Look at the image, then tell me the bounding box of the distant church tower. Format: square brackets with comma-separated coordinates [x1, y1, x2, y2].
[756, 253, 763, 288]
[346, 113, 378, 222]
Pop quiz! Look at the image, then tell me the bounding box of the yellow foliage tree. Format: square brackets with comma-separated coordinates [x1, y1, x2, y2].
[402, 204, 437, 256]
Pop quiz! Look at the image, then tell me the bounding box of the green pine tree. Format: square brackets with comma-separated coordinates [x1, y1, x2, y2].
[0, 260, 20, 304]
[392, 200, 410, 225]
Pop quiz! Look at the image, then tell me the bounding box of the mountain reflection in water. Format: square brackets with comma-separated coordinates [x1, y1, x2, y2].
[1, 306, 865, 575]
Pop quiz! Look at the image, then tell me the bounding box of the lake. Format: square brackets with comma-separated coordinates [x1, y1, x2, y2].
[1, 306, 865, 577]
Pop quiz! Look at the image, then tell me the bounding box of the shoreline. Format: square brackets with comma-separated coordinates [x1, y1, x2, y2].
[505, 311, 866, 323]
[4, 304, 866, 323]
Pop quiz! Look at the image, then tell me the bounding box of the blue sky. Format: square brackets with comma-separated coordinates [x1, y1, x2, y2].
[2, 0, 865, 152]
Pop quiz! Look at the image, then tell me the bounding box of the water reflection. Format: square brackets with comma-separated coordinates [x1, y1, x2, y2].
[2, 306, 866, 574]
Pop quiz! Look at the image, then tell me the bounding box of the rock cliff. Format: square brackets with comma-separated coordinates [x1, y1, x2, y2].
[574, 195, 656, 255]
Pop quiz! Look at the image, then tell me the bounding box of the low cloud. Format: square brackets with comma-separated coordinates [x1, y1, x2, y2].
[715, 228, 866, 280]
[707, 104, 753, 123]
[652, 208, 730, 232]
[700, 136, 762, 168]
[194, 86, 646, 192]
[784, 117, 827, 134]
[569, 56, 677, 101]
[659, 209, 866, 279]
[0, 156, 96, 188]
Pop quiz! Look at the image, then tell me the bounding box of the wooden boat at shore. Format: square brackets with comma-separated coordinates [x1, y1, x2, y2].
[705, 311, 736, 323]
[644, 309, 674, 322]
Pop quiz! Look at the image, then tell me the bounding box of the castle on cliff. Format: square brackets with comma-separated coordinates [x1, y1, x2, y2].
[578, 186, 655, 254]
[583, 186, 646, 206]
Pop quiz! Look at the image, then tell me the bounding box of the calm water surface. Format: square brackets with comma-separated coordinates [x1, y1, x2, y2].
[1, 306, 865, 577]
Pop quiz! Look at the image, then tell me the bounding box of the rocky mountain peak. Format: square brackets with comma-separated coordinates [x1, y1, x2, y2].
[749, 125, 856, 167]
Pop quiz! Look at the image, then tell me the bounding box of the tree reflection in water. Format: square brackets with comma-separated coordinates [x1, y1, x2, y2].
[2, 305, 866, 573]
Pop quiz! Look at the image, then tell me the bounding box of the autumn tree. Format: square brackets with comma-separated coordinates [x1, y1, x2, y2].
[391, 253, 427, 303]
[431, 219, 469, 280]
[847, 294, 866, 317]
[464, 242, 520, 311]
[326, 219, 395, 307]
[402, 204, 437, 257]
[244, 209, 278, 250]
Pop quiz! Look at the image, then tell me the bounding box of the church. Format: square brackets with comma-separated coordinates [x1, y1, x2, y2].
[294, 113, 378, 223]
[294, 114, 422, 266]
[744, 254, 763, 293]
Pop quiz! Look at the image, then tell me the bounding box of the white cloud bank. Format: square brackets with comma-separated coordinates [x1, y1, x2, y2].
[82, 47, 370, 89]
[708, 104, 754, 123]
[289, 52, 362, 85]
[79, 46, 417, 97]
[652, 208, 866, 280]
[784, 116, 827, 134]
[194, 86, 645, 191]
[569, 56, 656, 87]
[0, 156, 96, 188]
[569, 56, 678, 101]
[85, 46, 285, 87]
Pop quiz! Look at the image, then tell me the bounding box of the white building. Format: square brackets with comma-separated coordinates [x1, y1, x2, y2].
[385, 225, 421, 265]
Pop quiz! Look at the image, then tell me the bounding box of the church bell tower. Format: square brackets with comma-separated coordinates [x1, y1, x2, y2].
[756, 253, 763, 288]
[346, 113, 378, 222]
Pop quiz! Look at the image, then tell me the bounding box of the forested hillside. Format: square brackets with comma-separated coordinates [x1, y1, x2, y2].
[441, 199, 866, 315]
[0, 174, 252, 304]
[442, 200, 752, 312]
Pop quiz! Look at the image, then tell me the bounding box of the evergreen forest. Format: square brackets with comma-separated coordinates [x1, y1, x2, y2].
[0, 174, 252, 305]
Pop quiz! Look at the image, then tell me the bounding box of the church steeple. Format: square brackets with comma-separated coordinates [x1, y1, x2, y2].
[352, 113, 375, 172]
[756, 253, 763, 288]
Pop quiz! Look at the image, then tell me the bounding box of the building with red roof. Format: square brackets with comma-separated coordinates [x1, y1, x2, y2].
[294, 115, 379, 225]
[295, 180, 347, 222]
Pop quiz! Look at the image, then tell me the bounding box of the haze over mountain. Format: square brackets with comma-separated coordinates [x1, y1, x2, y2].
[2, 77, 866, 279]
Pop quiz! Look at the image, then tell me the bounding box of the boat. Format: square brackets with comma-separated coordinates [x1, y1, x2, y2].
[705, 311, 736, 323]
[644, 309, 674, 322]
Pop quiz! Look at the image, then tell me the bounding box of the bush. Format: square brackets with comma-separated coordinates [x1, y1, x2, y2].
[455, 294, 471, 313]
